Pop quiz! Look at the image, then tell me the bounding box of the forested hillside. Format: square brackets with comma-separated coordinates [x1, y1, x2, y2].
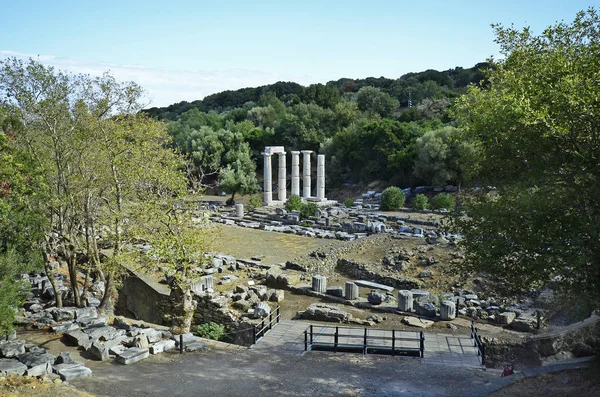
[142, 63, 488, 193]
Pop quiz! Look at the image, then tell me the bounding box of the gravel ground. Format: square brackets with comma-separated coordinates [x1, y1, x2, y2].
[70, 348, 500, 397]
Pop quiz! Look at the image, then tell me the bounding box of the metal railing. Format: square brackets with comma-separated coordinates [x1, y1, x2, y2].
[471, 321, 486, 366]
[253, 306, 281, 344]
[303, 325, 424, 357]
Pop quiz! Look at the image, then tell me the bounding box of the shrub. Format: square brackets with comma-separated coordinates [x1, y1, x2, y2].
[300, 202, 317, 218]
[285, 194, 303, 212]
[380, 186, 406, 211]
[194, 322, 226, 341]
[344, 197, 355, 208]
[413, 194, 429, 210]
[247, 195, 263, 211]
[431, 193, 455, 210]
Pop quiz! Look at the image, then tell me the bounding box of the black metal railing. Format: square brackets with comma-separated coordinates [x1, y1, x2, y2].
[253, 306, 281, 344]
[303, 325, 424, 357]
[471, 321, 486, 366]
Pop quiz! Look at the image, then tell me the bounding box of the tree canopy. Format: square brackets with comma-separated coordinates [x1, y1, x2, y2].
[451, 8, 600, 308]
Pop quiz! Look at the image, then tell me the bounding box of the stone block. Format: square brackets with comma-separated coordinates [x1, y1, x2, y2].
[344, 282, 359, 300]
[268, 289, 285, 302]
[52, 308, 76, 322]
[133, 334, 149, 348]
[398, 290, 414, 312]
[311, 275, 327, 293]
[83, 326, 125, 343]
[367, 291, 385, 305]
[74, 307, 98, 319]
[171, 333, 198, 348]
[26, 362, 53, 377]
[185, 341, 206, 352]
[51, 321, 80, 334]
[149, 340, 176, 355]
[498, 312, 516, 325]
[87, 342, 110, 361]
[0, 358, 27, 376]
[0, 340, 26, 358]
[326, 286, 343, 297]
[54, 352, 75, 365]
[415, 302, 436, 318]
[402, 316, 434, 328]
[64, 330, 91, 348]
[53, 363, 92, 381]
[17, 351, 56, 368]
[77, 316, 108, 328]
[440, 301, 456, 320]
[115, 347, 149, 365]
[254, 302, 270, 318]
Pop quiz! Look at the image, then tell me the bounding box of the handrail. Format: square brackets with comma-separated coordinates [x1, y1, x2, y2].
[253, 306, 281, 344]
[470, 321, 486, 366]
[303, 324, 425, 358]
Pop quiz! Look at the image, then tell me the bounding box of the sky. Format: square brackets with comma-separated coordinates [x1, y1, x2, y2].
[0, 0, 596, 107]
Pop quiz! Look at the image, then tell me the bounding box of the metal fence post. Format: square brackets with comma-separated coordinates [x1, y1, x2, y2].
[277, 306, 280, 324]
[269, 311, 273, 330]
[253, 325, 257, 344]
[334, 326, 338, 353]
[363, 328, 367, 355]
[310, 325, 313, 344]
[304, 329, 308, 351]
[392, 330, 395, 355]
[419, 331, 424, 358]
[179, 334, 183, 354]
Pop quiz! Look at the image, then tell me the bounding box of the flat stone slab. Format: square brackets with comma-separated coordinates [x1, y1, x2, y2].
[53, 363, 92, 381]
[354, 280, 394, 292]
[0, 340, 26, 358]
[0, 358, 27, 376]
[149, 340, 176, 355]
[171, 333, 198, 347]
[77, 316, 108, 328]
[185, 341, 206, 352]
[64, 330, 91, 348]
[402, 316, 434, 328]
[17, 351, 56, 367]
[26, 362, 53, 377]
[115, 347, 149, 365]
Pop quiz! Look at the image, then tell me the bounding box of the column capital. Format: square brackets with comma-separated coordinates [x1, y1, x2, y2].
[301, 150, 313, 155]
[261, 152, 273, 157]
[277, 151, 287, 156]
[290, 150, 300, 155]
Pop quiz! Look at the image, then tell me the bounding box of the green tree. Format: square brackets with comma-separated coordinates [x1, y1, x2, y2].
[451, 9, 600, 308]
[380, 187, 406, 211]
[356, 86, 399, 118]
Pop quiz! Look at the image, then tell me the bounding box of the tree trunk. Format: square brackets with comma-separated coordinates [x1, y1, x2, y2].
[98, 272, 114, 316]
[169, 284, 195, 334]
[67, 251, 82, 307]
[41, 240, 62, 308]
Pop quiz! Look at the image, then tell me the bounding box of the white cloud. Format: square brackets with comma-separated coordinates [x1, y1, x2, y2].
[0, 50, 316, 108]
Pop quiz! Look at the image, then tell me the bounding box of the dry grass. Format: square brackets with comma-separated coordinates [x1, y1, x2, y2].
[0, 376, 96, 397]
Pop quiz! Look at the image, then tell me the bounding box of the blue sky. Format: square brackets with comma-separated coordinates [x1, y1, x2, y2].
[0, 0, 596, 106]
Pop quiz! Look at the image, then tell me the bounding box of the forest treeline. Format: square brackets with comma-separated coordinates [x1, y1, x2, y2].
[143, 63, 489, 193]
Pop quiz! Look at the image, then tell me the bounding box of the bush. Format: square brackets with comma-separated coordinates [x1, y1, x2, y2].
[413, 194, 429, 210]
[300, 202, 317, 218]
[285, 194, 303, 212]
[344, 197, 355, 208]
[285, 194, 317, 218]
[380, 186, 406, 211]
[431, 193, 455, 210]
[194, 322, 226, 341]
[247, 195, 263, 211]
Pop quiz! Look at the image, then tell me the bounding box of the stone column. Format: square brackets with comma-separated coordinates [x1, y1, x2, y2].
[398, 290, 413, 312]
[291, 151, 300, 197]
[263, 153, 273, 205]
[312, 275, 327, 293]
[316, 154, 325, 201]
[440, 301, 456, 320]
[345, 281, 359, 300]
[277, 152, 286, 202]
[235, 204, 244, 218]
[301, 150, 313, 199]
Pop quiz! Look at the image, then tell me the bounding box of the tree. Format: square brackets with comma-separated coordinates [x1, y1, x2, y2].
[356, 86, 399, 118]
[413, 126, 478, 187]
[380, 187, 406, 211]
[451, 9, 600, 308]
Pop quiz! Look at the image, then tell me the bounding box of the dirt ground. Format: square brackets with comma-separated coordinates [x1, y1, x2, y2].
[489, 364, 600, 397]
[0, 376, 93, 397]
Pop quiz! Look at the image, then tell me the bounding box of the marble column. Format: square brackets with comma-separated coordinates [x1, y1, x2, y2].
[316, 154, 325, 201]
[263, 152, 272, 205]
[235, 203, 244, 218]
[277, 152, 286, 202]
[398, 290, 414, 312]
[440, 301, 456, 320]
[345, 281, 359, 300]
[312, 275, 327, 293]
[291, 151, 300, 197]
[301, 150, 313, 199]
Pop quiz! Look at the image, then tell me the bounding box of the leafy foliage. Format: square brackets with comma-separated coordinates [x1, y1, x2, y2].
[430, 193, 455, 210]
[413, 194, 429, 210]
[451, 9, 600, 308]
[194, 322, 226, 341]
[285, 194, 317, 218]
[380, 187, 406, 211]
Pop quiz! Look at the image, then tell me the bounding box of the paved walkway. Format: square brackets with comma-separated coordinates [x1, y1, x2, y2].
[251, 320, 483, 368]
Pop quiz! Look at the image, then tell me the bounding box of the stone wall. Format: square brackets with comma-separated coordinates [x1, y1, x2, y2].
[484, 315, 600, 368]
[336, 259, 422, 290]
[117, 270, 172, 325]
